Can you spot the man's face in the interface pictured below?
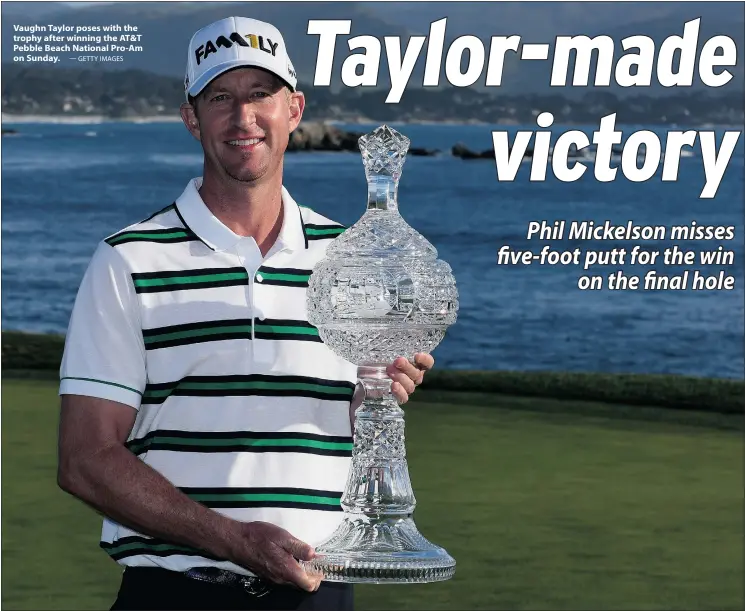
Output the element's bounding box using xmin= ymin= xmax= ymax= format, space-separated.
xmin=183 ymin=67 xmax=304 ymax=184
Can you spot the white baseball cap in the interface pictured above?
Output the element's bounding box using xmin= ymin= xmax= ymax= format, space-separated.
xmin=184 ymin=16 xmax=297 ymax=101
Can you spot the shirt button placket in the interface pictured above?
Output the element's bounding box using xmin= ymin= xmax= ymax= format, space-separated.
xmin=252 ymin=272 xmax=264 ymax=338
xmin=244 ymin=267 xmax=255 ymax=348
xmin=237 ymin=244 xmax=259 ymax=347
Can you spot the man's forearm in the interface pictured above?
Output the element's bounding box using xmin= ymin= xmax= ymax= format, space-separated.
xmin=59 ymin=443 xmax=237 ymax=561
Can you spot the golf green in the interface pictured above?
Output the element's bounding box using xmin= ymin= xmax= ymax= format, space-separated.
xmin=2 ymin=378 xmax=742 ymax=610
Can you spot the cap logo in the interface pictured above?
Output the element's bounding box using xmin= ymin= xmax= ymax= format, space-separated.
xmin=195 ymin=32 xmax=279 ymax=65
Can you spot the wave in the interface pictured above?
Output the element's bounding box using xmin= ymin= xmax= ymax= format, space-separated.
xmin=1 ymin=219 xmax=43 ymax=233
xmin=147 ymin=153 xmax=203 ymax=167
xmin=1 ymin=131 xmax=43 ymax=138
xmin=1 ymin=152 xmax=125 ymax=171
xmin=284 ymin=151 xmax=365 ymax=165
xmin=2 ymin=114 xmax=107 ymax=125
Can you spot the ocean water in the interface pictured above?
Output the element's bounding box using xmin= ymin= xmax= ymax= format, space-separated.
xmin=1 ymin=120 xmax=743 ymax=379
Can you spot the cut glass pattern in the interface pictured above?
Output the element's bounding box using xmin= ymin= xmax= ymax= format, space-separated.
xmin=304 ymin=125 xmax=458 ymax=583
xmin=358 ymin=125 xmax=410 ymax=179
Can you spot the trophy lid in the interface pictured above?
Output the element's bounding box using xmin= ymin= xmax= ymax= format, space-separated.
xmin=358 ymin=125 xmax=410 ymax=182
xmin=324 ymin=125 xmax=437 ymax=260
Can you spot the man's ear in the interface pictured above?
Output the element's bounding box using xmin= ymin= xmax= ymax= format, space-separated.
xmin=288 ymin=90 xmax=305 ymax=133
xmin=180 ymin=102 xmax=201 ymax=141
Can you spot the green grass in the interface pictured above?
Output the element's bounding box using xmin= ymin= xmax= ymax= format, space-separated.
xmin=2 ymin=378 xmax=742 ymax=610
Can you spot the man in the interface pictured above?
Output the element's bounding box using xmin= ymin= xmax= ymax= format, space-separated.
xmin=57 ymin=16 xmax=433 ymax=611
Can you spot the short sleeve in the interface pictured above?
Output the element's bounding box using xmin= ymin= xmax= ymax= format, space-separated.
xmin=59 ymin=241 xmax=146 ymax=409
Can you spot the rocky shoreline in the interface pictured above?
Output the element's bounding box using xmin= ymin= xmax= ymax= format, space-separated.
xmin=1 ymin=119 xmax=444 ymax=156
xmin=288 ymin=123 xmax=439 ymax=155
xmin=0 ymin=122 xmax=678 ymax=161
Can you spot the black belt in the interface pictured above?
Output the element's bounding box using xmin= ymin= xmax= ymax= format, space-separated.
xmin=183 ymin=566 xmax=272 ymax=598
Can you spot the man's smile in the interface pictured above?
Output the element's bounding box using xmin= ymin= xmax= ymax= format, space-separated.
xmin=226 ymin=137 xmax=265 ymax=151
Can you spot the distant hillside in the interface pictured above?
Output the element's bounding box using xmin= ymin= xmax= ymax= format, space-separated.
xmin=363 ymin=1 xmax=745 ymax=96
xmin=2 ymin=1 xmax=742 ymax=95
xmin=1 ymin=64 xmax=742 ymax=125
xmin=1 ymin=1 xmax=407 ymax=92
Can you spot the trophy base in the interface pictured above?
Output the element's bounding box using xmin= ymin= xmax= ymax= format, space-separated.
xmin=301 ymin=516 xmax=455 ymax=584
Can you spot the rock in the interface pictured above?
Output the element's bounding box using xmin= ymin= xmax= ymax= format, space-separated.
xmin=409 ymin=147 xmax=439 ymax=157
xmin=452 ymin=142 xmax=540 ymax=160
xmin=451 ymin=142 xmax=493 ymax=159
xmin=288 ymin=122 xmax=439 ymax=155
xmin=288 ymin=122 xmax=363 ymax=152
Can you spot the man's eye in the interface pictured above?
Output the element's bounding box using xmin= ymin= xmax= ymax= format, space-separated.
xmin=211 ymin=94 xmax=228 ymax=102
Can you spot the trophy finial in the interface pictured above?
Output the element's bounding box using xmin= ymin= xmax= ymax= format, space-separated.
xmin=358 ymin=124 xmax=411 ymax=180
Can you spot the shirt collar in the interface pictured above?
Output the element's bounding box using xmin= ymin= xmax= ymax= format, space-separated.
xmin=174 ymin=177 xmax=307 ymax=254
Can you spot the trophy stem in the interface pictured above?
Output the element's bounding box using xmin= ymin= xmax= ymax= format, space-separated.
xmin=341 ymin=366 xmax=415 ymax=516
xmin=299 ymin=363 xmax=455 ymax=583
xmin=366 ymin=176 xmax=399 ymax=211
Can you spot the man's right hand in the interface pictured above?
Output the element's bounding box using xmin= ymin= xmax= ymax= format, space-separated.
xmin=58 ymin=395 xmax=324 ymax=593
xmin=226 ymin=521 xmax=324 ymax=592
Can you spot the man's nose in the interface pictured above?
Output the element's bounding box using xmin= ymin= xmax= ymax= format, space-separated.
xmin=234 ymin=102 xmax=256 ymax=127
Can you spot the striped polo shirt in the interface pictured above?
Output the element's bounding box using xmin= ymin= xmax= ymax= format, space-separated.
xmin=59 ymin=177 xmax=358 ymax=576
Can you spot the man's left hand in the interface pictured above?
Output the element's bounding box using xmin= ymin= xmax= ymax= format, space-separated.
xmin=387 ymin=353 xmax=434 ymax=405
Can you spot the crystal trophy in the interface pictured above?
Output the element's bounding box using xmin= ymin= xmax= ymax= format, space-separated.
xmin=303 ymin=125 xmax=459 ymax=583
